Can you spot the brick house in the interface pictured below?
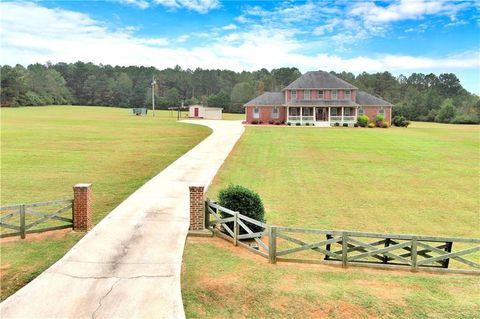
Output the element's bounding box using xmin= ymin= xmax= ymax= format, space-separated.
xmin=244 ymin=71 xmax=392 ymax=126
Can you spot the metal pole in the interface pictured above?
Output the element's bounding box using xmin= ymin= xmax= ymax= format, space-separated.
xmin=152 ymin=76 xmax=156 ymax=117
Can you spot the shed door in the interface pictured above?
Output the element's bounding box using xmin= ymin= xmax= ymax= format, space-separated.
xmin=194 ymin=108 xmax=199 ymax=117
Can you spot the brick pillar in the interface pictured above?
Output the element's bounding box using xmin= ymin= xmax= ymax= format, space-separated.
xmin=189 ymin=186 xmax=205 ymax=231
xmin=73 ymin=183 xmax=92 ymax=232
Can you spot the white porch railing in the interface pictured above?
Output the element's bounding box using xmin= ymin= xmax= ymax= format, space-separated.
xmin=330 ymin=116 xmax=356 ymax=123
xmin=288 ymin=116 xmax=315 ymax=122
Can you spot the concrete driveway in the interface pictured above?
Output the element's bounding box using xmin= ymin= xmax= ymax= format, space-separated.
xmin=0 ymin=120 xmax=245 ymax=318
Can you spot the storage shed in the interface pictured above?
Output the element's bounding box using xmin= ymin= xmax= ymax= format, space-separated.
xmin=188 ymin=105 xmax=223 ymax=120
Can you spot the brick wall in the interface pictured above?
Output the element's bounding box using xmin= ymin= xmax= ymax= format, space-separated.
xmin=73 ymin=183 xmax=92 ymax=231
xmin=189 ymin=186 xmax=205 ymax=231
xmin=245 ymin=106 xmax=287 ymax=124
xmin=363 ymin=106 xmax=392 ymax=124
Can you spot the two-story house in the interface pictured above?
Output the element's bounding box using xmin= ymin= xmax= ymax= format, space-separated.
xmin=244 ymin=71 xmax=392 ymax=126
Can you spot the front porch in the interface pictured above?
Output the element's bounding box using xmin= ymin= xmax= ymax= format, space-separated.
xmin=287 ymin=106 xmax=357 ymax=126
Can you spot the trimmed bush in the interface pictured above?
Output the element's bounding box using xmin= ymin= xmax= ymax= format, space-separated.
xmin=218 ymin=185 xmax=266 ymax=234
xmin=382 ymin=121 xmax=388 ymax=128
xmin=392 ymin=115 xmax=410 ymax=127
xmin=259 ymin=120 xmax=263 ymax=124
xmin=368 ymin=122 xmax=375 ymax=128
xmin=354 ymin=123 xmax=359 ymax=127
xmin=342 ymin=123 xmax=348 ymax=127
xmin=375 ymin=115 xmax=385 ymax=127
xmin=334 ymin=122 xmax=340 ymax=127
xmin=251 ymin=120 xmax=258 ymax=125
xmin=287 ymin=122 xmax=291 ymax=126
xmin=296 ymin=122 xmax=301 ymax=126
xmin=268 ymin=120 xmax=274 ymax=125
xmin=305 ymin=122 xmax=310 ymax=126
xmin=357 ymin=115 xmax=369 ymax=127
xmin=274 ymin=121 xmax=281 ymax=125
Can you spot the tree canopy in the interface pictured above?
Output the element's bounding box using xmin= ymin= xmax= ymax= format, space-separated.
xmin=1 ymin=62 xmax=478 ymax=124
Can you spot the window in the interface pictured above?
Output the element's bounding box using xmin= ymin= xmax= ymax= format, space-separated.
xmin=272 ymin=107 xmax=279 ymax=119
xmin=304 ymin=90 xmax=310 ymax=100
xmin=345 ymin=90 xmax=351 ymax=99
xmin=331 ymin=108 xmax=338 ymax=116
xmin=344 ymin=108 xmax=351 ymax=116
xmin=358 ymin=107 xmax=364 ymax=116
xmin=332 ymin=90 xmax=337 ymax=100
xmin=318 ymin=90 xmax=324 ymax=99
xmin=291 ymin=90 xmax=297 ymax=101
xmin=379 ymin=107 xmax=385 ymax=116
xmin=253 ymin=107 xmax=260 ymax=119
xmin=290 ymin=107 xmax=300 ymax=116
xmin=303 ymin=107 xmax=313 ymax=116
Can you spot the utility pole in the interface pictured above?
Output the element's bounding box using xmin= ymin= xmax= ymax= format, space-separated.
xmin=151 ymin=76 xmax=156 ymax=117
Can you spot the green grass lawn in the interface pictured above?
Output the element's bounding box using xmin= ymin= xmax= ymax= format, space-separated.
xmin=207 ymin=122 xmax=479 ymax=237
xmin=0 ymin=105 xmax=211 ymax=300
xmin=182 ymin=122 xmax=480 ymax=318
xmin=183 ymin=238 xmax=480 ymax=319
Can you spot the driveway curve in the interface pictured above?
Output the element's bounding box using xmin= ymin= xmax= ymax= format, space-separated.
xmin=0 ymin=120 xmax=245 ymax=318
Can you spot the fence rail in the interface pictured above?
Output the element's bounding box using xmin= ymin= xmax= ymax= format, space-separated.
xmin=0 ymin=199 xmax=73 ymax=239
xmin=205 ymin=200 xmax=480 ymax=274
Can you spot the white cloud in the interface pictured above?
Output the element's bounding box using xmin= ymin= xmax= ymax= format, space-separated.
xmin=221 ymin=24 xmax=237 ymax=30
xmin=349 ymin=0 xmax=469 ymax=24
xmin=176 ymin=34 xmax=190 ymax=42
xmin=154 ymin=0 xmax=220 ymax=13
xmin=0 ymin=1 xmax=478 ymax=86
xmin=117 ymin=0 xmax=150 ymax=9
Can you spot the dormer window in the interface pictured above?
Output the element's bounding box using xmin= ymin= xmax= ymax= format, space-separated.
xmin=291 ymin=90 xmax=297 ymax=101
xmin=304 ymin=90 xmax=310 ymax=100
xmin=318 ymin=90 xmax=324 ymax=99
xmin=332 ymin=90 xmax=337 ymax=100
xmin=345 ymin=90 xmax=351 ymax=100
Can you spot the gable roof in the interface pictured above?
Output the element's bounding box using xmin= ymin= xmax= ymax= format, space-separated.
xmin=283 ymin=71 xmax=357 ymax=90
xmin=356 ymin=91 xmax=392 ymax=106
xmin=243 ymin=92 xmax=285 ymax=107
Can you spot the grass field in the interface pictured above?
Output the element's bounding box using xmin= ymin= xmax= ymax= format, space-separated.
xmin=183 ymin=237 xmax=480 ymax=319
xmin=0 ymin=106 xmax=212 ymax=300
xmin=182 ymin=122 xmax=480 ymax=318
xmin=207 ymin=122 xmax=479 ymax=237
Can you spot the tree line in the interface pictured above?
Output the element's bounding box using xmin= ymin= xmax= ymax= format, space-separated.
xmin=1 ymin=62 xmax=478 ymax=124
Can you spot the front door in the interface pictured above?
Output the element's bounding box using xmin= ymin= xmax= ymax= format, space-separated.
xmin=315 ymin=107 xmax=328 ymax=121
xmin=194 ymin=108 xmax=199 ymax=117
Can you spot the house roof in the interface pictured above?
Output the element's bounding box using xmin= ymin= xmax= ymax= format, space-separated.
xmin=283 ymin=71 xmax=358 ymax=90
xmin=356 ymin=91 xmax=392 ymax=106
xmin=243 ymin=92 xmax=285 ymax=107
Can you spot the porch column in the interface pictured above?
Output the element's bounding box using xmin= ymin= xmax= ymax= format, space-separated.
xmin=314 ymin=107 xmax=316 ymax=122
xmin=328 ymin=107 xmax=331 ymax=123
xmin=300 ymin=107 xmax=303 ymax=124
xmin=286 ymin=107 xmax=289 ymax=123
xmin=341 ymin=107 xmax=344 ymax=124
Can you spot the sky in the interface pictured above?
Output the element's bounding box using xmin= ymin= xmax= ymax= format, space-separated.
xmin=0 ymin=0 xmax=479 ymax=93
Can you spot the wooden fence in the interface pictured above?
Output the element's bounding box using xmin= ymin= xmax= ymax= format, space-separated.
xmin=206 ymin=200 xmax=480 ymax=274
xmin=0 ymin=199 xmax=73 ymax=239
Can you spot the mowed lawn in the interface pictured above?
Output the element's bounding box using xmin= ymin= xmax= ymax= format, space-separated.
xmin=208 ymin=122 xmax=479 ymax=237
xmin=182 ymin=122 xmax=480 ymax=318
xmin=0 ymin=106 xmax=211 ymax=300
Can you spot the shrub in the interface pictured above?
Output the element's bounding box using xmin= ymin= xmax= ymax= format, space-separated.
xmin=342 ymin=123 xmax=348 ymax=127
xmin=357 ymin=115 xmax=369 ymax=127
xmin=258 ymin=120 xmax=263 ymax=124
xmin=305 ymin=122 xmax=310 ymax=126
xmin=375 ymin=115 xmax=385 ymax=127
xmin=296 ymin=122 xmax=301 ymax=126
xmin=354 ymin=123 xmax=359 ymax=127
xmin=268 ymin=120 xmax=274 ymax=125
xmin=251 ymin=120 xmax=258 ymax=124
xmin=334 ymin=122 xmax=340 ymax=127
xmin=287 ymin=122 xmax=291 ymax=126
xmin=382 ymin=121 xmax=388 ymax=128
xmin=368 ymin=122 xmax=375 ymax=128
xmin=451 ymin=114 xmax=480 ymax=124
xmin=274 ymin=121 xmax=281 ymax=125
xmin=392 ymin=115 xmax=410 ymax=127
xmin=218 ymin=185 xmax=266 ymax=235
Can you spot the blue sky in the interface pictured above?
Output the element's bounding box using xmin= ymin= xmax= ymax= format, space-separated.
xmin=1 ymin=0 xmax=479 ymax=93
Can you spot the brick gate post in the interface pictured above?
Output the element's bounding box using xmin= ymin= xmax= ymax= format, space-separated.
xmin=73 ymin=183 xmax=92 ymax=232
xmin=189 ymin=186 xmax=205 ymax=231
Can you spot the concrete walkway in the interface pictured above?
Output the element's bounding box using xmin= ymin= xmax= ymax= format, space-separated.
xmin=0 ymin=120 xmax=245 ymax=319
